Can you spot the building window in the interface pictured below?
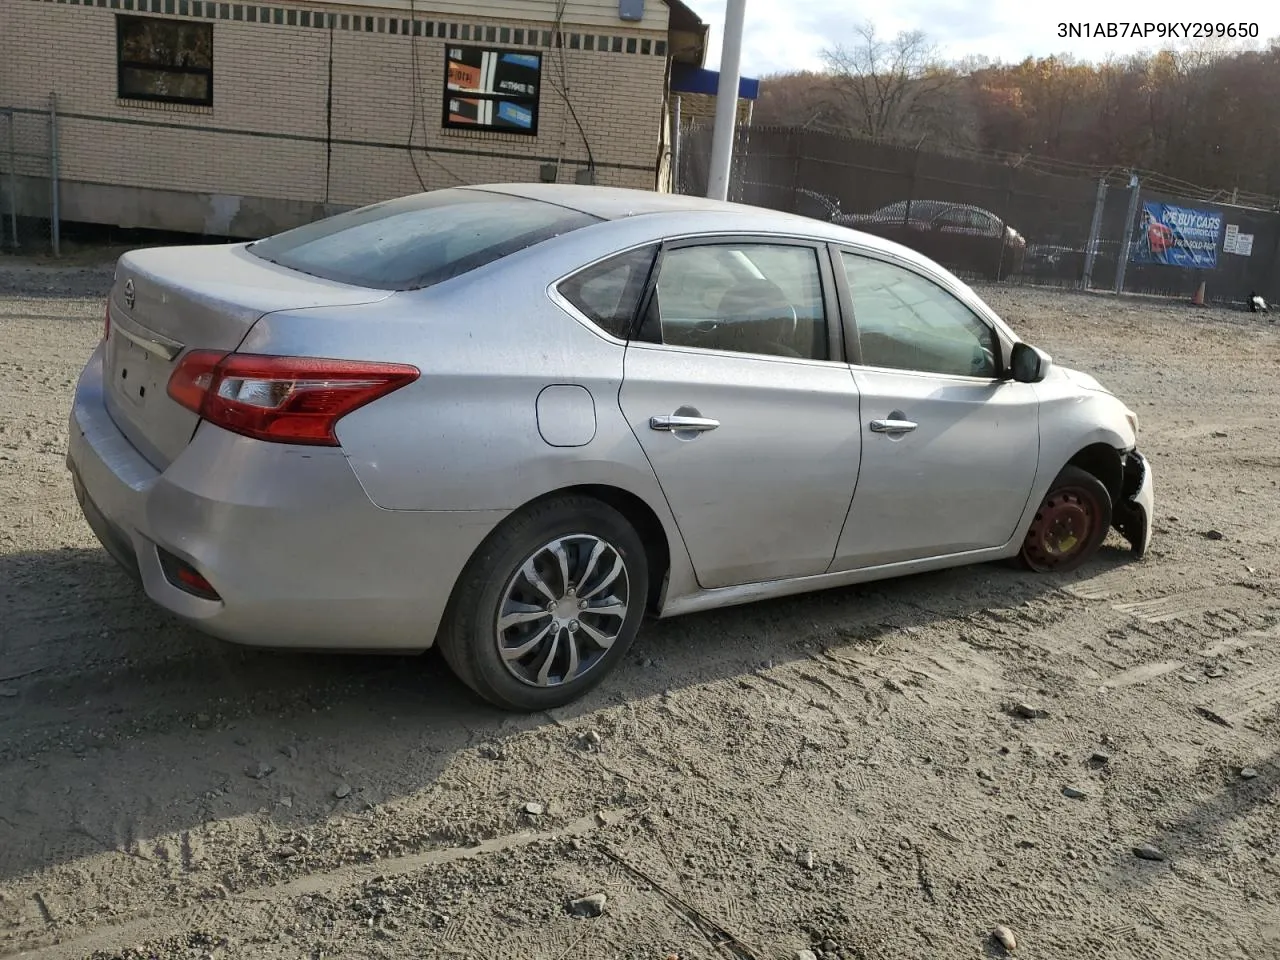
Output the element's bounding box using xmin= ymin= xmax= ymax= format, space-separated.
xmin=443 ymin=46 xmax=541 ymax=135
xmin=117 ymin=15 xmax=213 ymax=105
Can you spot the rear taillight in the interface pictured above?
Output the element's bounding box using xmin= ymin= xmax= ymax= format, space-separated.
xmin=104 ymin=302 xmax=111 ymax=342
xmin=166 ymin=352 xmax=419 ymax=446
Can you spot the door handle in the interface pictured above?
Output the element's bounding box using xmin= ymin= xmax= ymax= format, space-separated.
xmin=870 ymin=418 xmax=918 ymax=435
xmin=650 ymin=415 xmax=720 ymax=433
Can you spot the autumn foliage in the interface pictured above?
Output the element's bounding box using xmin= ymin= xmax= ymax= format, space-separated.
xmin=751 ymin=28 xmax=1280 ymax=201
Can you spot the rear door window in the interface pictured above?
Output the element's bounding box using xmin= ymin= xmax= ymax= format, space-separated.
xmin=248 ymin=188 xmax=601 ymax=290
xmin=934 ymin=207 xmax=975 ymax=232
xmin=645 ymin=242 xmax=830 ymax=360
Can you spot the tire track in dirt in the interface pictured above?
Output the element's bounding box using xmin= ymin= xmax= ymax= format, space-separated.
xmin=5 ymin=272 xmax=1280 ymax=959
xmin=1112 ymin=585 xmax=1272 ymax=625
xmin=6 ymin=811 xmax=638 ymax=960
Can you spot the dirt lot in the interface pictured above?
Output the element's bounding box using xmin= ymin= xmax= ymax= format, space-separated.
xmin=1 ymin=256 xmax=1279 ymax=960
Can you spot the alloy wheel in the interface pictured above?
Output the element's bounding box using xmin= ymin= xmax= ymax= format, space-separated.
xmin=495 ymin=534 xmax=630 ymax=688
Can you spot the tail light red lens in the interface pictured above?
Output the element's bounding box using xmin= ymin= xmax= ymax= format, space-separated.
xmin=166 ymin=352 xmax=419 ymax=446
xmin=157 ymin=547 xmax=222 ymax=601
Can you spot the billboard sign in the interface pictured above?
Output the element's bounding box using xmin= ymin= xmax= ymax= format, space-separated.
xmin=1129 ymin=202 xmax=1223 ymax=269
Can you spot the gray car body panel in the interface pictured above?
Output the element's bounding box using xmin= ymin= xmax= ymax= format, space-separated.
xmin=67 ymin=184 xmax=1153 ymax=651
xmin=69 ymin=346 xmax=506 ymax=648
xmin=106 ymin=244 xmax=390 ymax=469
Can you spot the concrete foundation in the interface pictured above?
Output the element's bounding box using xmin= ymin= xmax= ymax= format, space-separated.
xmin=6 ymin=174 xmax=351 ymax=240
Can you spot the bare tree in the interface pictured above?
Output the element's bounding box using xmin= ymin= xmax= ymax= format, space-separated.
xmin=821 ymin=22 xmax=953 ymax=143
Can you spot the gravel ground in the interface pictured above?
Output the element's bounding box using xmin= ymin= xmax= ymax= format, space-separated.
xmin=1 ymin=254 xmax=1279 ymax=960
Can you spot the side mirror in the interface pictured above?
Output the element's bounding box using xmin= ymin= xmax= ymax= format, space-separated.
xmin=1010 ymin=342 xmax=1051 ymax=383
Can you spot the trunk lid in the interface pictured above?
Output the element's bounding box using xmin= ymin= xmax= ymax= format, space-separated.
xmin=105 ymin=243 xmax=390 ymax=469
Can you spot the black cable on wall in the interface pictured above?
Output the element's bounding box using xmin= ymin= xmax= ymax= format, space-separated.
xmin=551 ymin=0 xmax=597 ymax=176
xmin=324 ymin=17 xmax=334 ymax=203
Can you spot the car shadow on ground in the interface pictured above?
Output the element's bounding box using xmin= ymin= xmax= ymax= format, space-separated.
xmin=0 ymin=542 xmax=1140 ymax=884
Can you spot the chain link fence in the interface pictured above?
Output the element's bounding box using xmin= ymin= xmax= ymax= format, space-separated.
xmin=676 ymin=122 xmax=1280 ymax=308
xmin=1 ymin=98 xmax=62 ymax=257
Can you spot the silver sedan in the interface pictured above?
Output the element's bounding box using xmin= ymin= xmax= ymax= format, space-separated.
xmin=67 ymin=184 xmax=1154 ymax=711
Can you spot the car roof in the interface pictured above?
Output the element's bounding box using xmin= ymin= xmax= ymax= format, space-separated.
xmin=394 ymin=184 xmax=1015 ymax=341
xmin=453 ymin=183 xmax=986 ymax=297
xmin=459 ymin=182 xmax=824 ymax=226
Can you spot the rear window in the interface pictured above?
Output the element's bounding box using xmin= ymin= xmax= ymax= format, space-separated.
xmin=247 ymin=188 xmax=601 ymax=290
xmin=556 ymin=245 xmax=657 ymax=339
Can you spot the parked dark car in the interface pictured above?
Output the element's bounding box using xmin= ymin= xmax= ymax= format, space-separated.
xmin=1025 ymin=243 xmax=1084 ymax=282
xmin=1025 ymin=240 xmax=1125 ymax=285
xmin=738 ymin=181 xmax=843 ymax=222
xmin=834 ymin=200 xmax=1026 ymax=281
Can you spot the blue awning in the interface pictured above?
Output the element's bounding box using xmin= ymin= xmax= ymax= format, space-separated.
xmin=670 ymin=62 xmax=760 ymax=100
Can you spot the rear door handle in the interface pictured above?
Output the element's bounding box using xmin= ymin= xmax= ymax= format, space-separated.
xmin=650 ymin=415 xmax=720 ymax=433
xmin=870 ymin=418 xmax=918 ymax=435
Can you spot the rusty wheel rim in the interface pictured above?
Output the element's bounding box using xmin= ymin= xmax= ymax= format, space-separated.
xmin=1022 ymin=486 xmax=1101 ymax=572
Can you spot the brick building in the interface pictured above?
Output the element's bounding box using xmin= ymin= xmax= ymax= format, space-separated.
xmin=0 ymin=0 xmax=709 ymax=237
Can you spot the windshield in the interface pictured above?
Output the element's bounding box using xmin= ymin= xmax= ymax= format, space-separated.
xmin=247 ymin=189 xmax=601 ymax=290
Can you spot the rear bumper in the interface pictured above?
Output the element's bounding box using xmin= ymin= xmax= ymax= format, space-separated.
xmin=1113 ymin=450 xmax=1154 ymax=558
xmin=71 ymin=469 xmax=142 ymax=584
xmin=67 ymin=346 xmax=507 ymax=650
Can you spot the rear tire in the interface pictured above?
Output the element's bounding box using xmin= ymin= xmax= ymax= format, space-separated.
xmin=1018 ymin=466 xmax=1112 ymax=573
xmin=436 ymin=495 xmax=648 ymax=711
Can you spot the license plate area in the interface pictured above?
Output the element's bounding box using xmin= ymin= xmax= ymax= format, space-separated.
xmin=109 ymin=334 xmax=169 ymax=410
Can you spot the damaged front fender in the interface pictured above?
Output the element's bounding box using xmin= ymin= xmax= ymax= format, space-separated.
xmin=1112 ymin=451 xmax=1153 ymax=558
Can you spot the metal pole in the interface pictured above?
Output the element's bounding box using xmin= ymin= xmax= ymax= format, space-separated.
xmin=671 ymin=95 xmax=682 ymax=194
xmin=788 ymin=129 xmax=801 ymax=212
xmin=49 ymin=92 xmax=60 ymax=258
xmin=996 ymin=165 xmax=1014 ymax=280
xmin=904 ymin=147 xmax=922 ymax=224
xmin=706 ymin=0 xmax=746 ymax=201
xmin=1081 ymin=177 xmax=1107 ymax=289
xmin=1114 ymin=174 xmax=1140 ymax=295
xmin=5 ymin=108 xmax=18 ymax=250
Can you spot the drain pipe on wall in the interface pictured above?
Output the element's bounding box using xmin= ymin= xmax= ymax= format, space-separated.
xmin=6 ymin=108 xmax=17 ymax=250
xmin=669 ymin=95 xmax=683 ymax=194
xmin=49 ymin=92 xmax=60 ymax=258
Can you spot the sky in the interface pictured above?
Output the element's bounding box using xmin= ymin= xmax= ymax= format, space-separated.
xmin=689 ymin=0 xmax=1280 ymax=77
